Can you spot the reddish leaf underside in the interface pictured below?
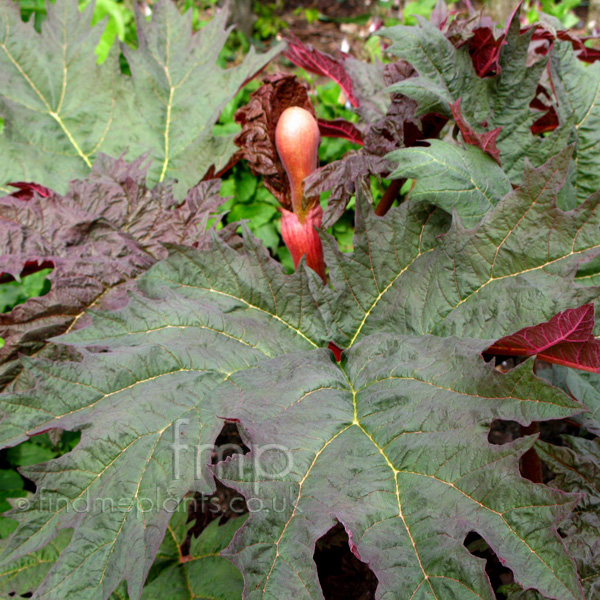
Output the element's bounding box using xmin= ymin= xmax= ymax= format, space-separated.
xmin=525 ymin=24 xmax=600 ymax=63
xmin=454 ymin=5 xmax=548 ymax=80
xmin=317 ymin=118 xmax=364 ymax=145
xmin=487 ymin=304 xmax=600 ymax=373
xmin=283 ymin=33 xmax=360 ymax=107
xmin=450 ymin=98 xmax=502 ymax=164
xmin=575 ymin=45 xmax=600 ymax=63
xmin=454 ymin=3 xmax=520 ymax=78
xmin=7 ymin=182 xmax=52 ymax=201
xmin=530 ymin=83 xmax=560 ymax=134
xmin=466 ymin=26 xmax=505 ymax=77
xmin=327 ymin=341 xmax=343 ymax=362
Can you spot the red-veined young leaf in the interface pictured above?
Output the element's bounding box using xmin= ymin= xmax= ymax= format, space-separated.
xmin=283 ymin=33 xmax=359 ymax=107
xmin=430 ymin=0 xmax=450 ymax=30
xmin=531 ymin=108 xmax=559 ymax=134
xmin=327 ymin=341 xmax=343 ymax=362
xmin=487 ymin=304 xmax=600 ymax=373
xmin=450 ymin=98 xmax=502 ymax=164
xmin=317 ymin=118 xmax=364 ymax=145
xmin=528 ymin=24 xmax=591 ymax=57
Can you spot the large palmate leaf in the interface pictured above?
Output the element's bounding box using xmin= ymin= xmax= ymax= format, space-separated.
xmin=215 ymin=335 xmax=583 ymax=600
xmin=0 ymin=224 xmax=326 ymax=599
xmin=0 ymin=148 xmax=597 ymax=599
xmin=0 ymin=0 xmax=125 ymax=192
xmin=121 ymin=2 xmax=281 ymax=196
xmin=0 ymin=155 xmax=227 ymax=392
xmin=0 ymin=0 xmax=281 ymax=196
xmin=319 ymin=148 xmax=600 ymax=348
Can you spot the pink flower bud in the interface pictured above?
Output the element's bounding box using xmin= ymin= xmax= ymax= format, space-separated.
xmin=275 ymin=106 xmax=320 ymax=222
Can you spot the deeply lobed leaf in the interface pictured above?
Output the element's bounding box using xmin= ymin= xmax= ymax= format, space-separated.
xmin=0 ymin=0 xmax=281 ymax=196
xmin=319 ymin=148 xmax=600 ymax=348
xmin=0 ymin=148 xmax=597 ymax=598
xmin=383 ymin=14 xmax=572 ymax=195
xmin=1 ymin=4 xmax=600 ymax=592
xmin=216 ymin=334 xmax=583 ymax=599
xmin=0 ymin=219 xmax=326 ymax=599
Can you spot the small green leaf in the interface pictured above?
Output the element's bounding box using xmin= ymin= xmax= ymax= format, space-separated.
xmin=141 ymin=515 xmax=246 ymax=600
xmin=387 ymin=140 xmax=512 ymax=226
